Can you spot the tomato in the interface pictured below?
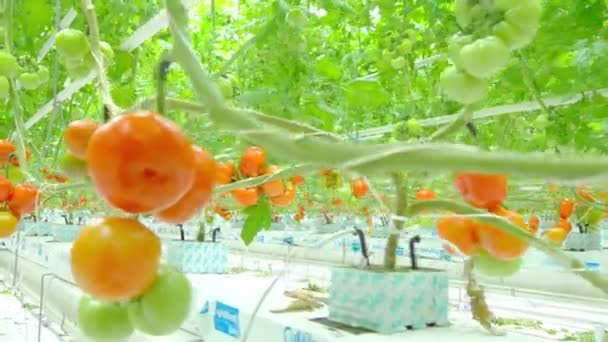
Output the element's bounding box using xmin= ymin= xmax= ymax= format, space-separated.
xmin=439 ymin=66 xmax=487 ymax=104
xmin=215 ymin=161 xmax=234 ymax=185
xmin=55 ymin=29 xmax=90 ymax=60
xmin=504 ymin=0 xmax=541 ymax=30
xmin=454 ymin=173 xmax=507 ymax=209
xmin=100 ymin=41 xmax=114 ymax=64
xmin=261 ymin=165 xmax=285 ymax=198
xmin=324 ymin=171 xmax=342 ymax=189
xmin=0 ymin=51 xmax=19 ymax=77
xmin=543 ymin=227 xmax=568 ymax=245
xmin=454 ymin=0 xmax=473 ymax=29
xmin=0 ymin=76 xmax=8 ymax=99
xmin=156 ymin=146 xmax=216 ymax=224
xmin=576 ymin=185 xmax=595 ymax=203
xmin=291 ymin=174 xmax=304 ymax=186
xmin=416 ymin=189 xmax=435 ymax=200
xmin=60 ymin=153 xmax=88 ymax=180
xmin=559 ymin=198 xmax=574 ymax=219
xmin=436 ymin=215 xmax=480 ymax=256
xmin=18 ymin=73 xmax=40 ymax=90
xmin=270 ymin=186 xmax=296 ymax=207
xmin=10 ymin=148 xmax=32 ymax=167
xmin=332 ymin=198 xmax=343 ymax=206
xmin=406 ymin=118 xmax=422 ymax=136
xmin=493 ymin=20 xmax=537 ymax=50
xmin=474 ymin=249 xmax=522 ymax=278
xmin=8 ymin=184 xmax=39 ymax=216
xmin=527 ymin=215 xmax=539 ymax=234
xmin=213 ymin=205 xmax=233 ymax=220
xmin=556 ymin=217 xmax=571 ymax=233
xmin=459 ymin=36 xmax=510 ymax=78
xmin=87 ymin=112 xmax=196 ymax=214
xmin=240 ymin=146 xmax=266 ymax=177
xmin=78 ymin=295 xmax=134 ymax=340
xmin=0 ymin=211 xmax=19 ymax=238
xmin=64 ymin=119 xmax=100 ymax=160
xmin=0 ymin=140 xmax=15 ymax=167
xmin=0 ymin=175 xmax=12 ymax=202
xmin=477 ymin=209 xmax=529 ymax=260
xmin=70 ymin=217 xmax=161 ymax=301
xmin=352 ymin=178 xmax=368 ymax=198
xmin=127 ymin=265 xmax=192 ymax=336
xmin=37 ymin=66 xmax=50 ymax=84
xmin=232 ymin=187 xmax=260 ymax=206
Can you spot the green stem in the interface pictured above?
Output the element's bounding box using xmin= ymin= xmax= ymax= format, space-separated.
xmin=428 ymin=106 xmax=473 ymax=141
xmin=383 ymin=172 xmax=408 ymax=271
xmin=408 ymin=199 xmax=608 ymax=296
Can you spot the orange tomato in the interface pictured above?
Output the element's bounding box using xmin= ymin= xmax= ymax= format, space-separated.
xmin=63 ymin=119 xmax=100 ymax=160
xmin=0 ymin=175 xmax=13 ymax=202
xmin=416 ymin=189 xmax=435 ymax=200
xmin=0 ymin=211 xmax=19 ymax=238
xmin=232 ymin=187 xmax=260 ymax=206
xmin=156 ymin=146 xmax=216 ymax=224
xmin=321 ymin=168 xmax=332 ymax=176
xmin=70 ymin=217 xmax=161 ymax=301
xmin=436 ymin=215 xmax=480 ymax=256
xmin=559 ymin=198 xmax=574 ymax=219
xmin=352 ymin=178 xmax=368 ymax=198
xmin=86 ymin=112 xmax=196 ymax=214
xmin=454 ymin=173 xmax=507 ymax=209
xmin=543 ymin=227 xmax=568 ymax=245
xmin=8 ymin=184 xmax=39 ymax=216
xmin=477 ymin=209 xmax=529 ymax=260
xmin=291 ymin=174 xmax=304 ymax=186
xmin=0 ymin=140 xmax=16 ymax=167
xmin=10 ymin=148 xmax=32 ymax=167
xmin=527 ymin=215 xmax=540 ymax=234
xmin=576 ymin=185 xmax=594 ymax=203
xmin=240 ymin=146 xmax=266 ymax=177
xmin=261 ymin=165 xmax=284 ymax=198
xmin=213 ymin=205 xmax=233 ymax=220
xmin=556 ymin=217 xmax=571 ymax=233
xmin=215 ymin=161 xmax=234 ymax=185
xmin=332 ymin=198 xmax=343 ymax=206
xmin=270 ymin=186 xmax=296 ymax=207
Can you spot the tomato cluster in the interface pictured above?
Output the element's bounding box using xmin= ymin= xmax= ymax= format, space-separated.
xmin=0 ymin=49 xmax=49 ymax=96
xmin=0 ymin=173 xmax=39 ymax=238
xmin=441 ymin=0 xmax=542 ymax=104
xmin=54 ymin=28 xmax=114 ymax=79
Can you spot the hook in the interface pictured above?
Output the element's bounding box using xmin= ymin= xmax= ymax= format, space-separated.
xmin=353 ymin=227 xmax=370 ymax=267
xmin=211 ymin=227 xmax=221 ymax=242
xmin=409 ymin=235 xmax=421 ymax=270
xmin=178 ymin=224 xmax=185 ymax=241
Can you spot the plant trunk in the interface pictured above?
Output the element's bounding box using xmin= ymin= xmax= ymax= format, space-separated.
xmin=196 ymin=220 xmax=206 ymax=242
xmin=383 ymin=172 xmax=408 ymax=271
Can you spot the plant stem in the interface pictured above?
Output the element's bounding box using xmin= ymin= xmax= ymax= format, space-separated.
xmin=464 ymin=259 xmax=500 ymax=335
xmin=428 ymin=106 xmax=473 ymax=141
xmin=383 ymin=172 xmax=408 ymax=270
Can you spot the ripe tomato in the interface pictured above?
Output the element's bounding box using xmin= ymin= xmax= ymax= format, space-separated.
xmin=10 ymin=148 xmax=32 ymax=167
xmin=239 ymin=146 xmax=266 ymax=177
xmin=332 ymin=198 xmax=343 ymax=206
xmin=527 ymin=215 xmax=540 ymax=234
xmin=70 ymin=217 xmax=161 ymax=301
xmin=291 ymin=174 xmax=304 ymax=186
xmin=477 ymin=209 xmax=529 ymax=260
xmin=215 ymin=161 xmax=234 ymax=185
xmin=232 ymin=187 xmax=260 ymax=207
xmin=0 ymin=175 xmax=13 ymax=202
xmin=454 ymin=173 xmax=507 ymax=209
xmin=556 ymin=217 xmax=571 ymax=233
xmin=459 ymin=36 xmax=510 ymax=79
xmin=416 ymin=189 xmax=435 ymax=200
xmin=261 ymin=166 xmax=285 ymax=198
xmin=270 ymin=186 xmax=296 ymax=207
xmin=352 ymin=178 xmax=368 ymax=198
xmin=559 ymin=198 xmax=574 ymax=219
xmin=0 ymin=140 xmax=16 ymax=166
xmin=8 ymin=184 xmax=39 ymax=216
xmin=439 ymin=66 xmax=488 ymax=104
xmin=0 ymin=211 xmax=19 ymax=238
xmin=86 ymin=112 xmax=196 ymax=214
xmin=436 ymin=215 xmax=480 ymax=256
xmin=213 ymin=205 xmax=233 ymax=220
xmin=64 ymin=119 xmax=100 ymax=160
xmin=542 ymin=227 xmax=568 ymax=245
xmin=156 ymin=146 xmax=216 ymax=224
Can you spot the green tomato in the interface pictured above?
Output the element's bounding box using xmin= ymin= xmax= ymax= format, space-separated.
xmin=474 ymin=249 xmax=522 ymax=277
xmin=534 ymin=114 xmax=549 ymax=130
xmin=99 ymin=41 xmax=114 ymax=64
xmin=459 ymin=36 xmax=510 ymax=79
xmin=37 ymin=66 xmax=50 ymax=84
xmin=286 ymin=7 xmax=308 ymax=28
xmin=55 ymin=29 xmax=90 ymax=60
xmin=60 ymin=153 xmax=88 ymax=180
xmin=217 ymin=78 xmax=233 ymax=99
xmin=406 ymin=118 xmax=422 ymax=136
xmin=66 ymin=55 xmax=94 ymax=80
xmin=0 ymin=76 xmax=9 ymax=98
xmin=505 ymin=0 xmax=541 ymax=30
xmin=0 ymin=50 xmax=19 ymax=77
xmin=447 ymin=34 xmax=473 ymax=69
xmin=390 ymin=56 xmax=406 ymax=70
xmin=493 ymin=21 xmax=537 ymax=50
xmin=78 ymin=295 xmax=134 ymax=340
xmin=18 ymin=73 xmax=41 ymax=90
xmin=494 ymin=0 xmax=520 ymax=11
xmin=439 ymin=66 xmax=488 ymax=104
xmin=127 ymin=264 xmax=192 ymax=336
xmin=454 ymin=0 xmax=473 ymax=29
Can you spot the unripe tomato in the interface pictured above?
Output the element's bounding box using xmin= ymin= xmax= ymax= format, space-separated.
xmin=439 ymin=66 xmax=487 ymax=104
xmin=459 ymin=36 xmax=510 ymax=78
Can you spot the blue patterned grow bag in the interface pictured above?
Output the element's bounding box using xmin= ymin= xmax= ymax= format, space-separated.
xmin=166 ymin=241 xmax=228 ymax=274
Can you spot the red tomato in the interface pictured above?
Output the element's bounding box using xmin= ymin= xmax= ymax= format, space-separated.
xmin=215 ymin=161 xmax=234 ymax=185
xmin=64 ymin=119 xmax=100 ymax=160
xmin=436 ymin=215 xmax=480 ymax=256
xmin=352 ymin=178 xmax=368 ymax=198
xmin=454 ymin=173 xmax=507 ymax=209
xmin=239 ymin=146 xmax=266 ymax=177
xmin=0 ymin=175 xmax=13 ymax=202
xmin=559 ymin=198 xmax=574 ymax=219
xmin=261 ymin=165 xmax=285 ymax=198
xmin=232 ymin=187 xmax=260 ymax=207
xmin=291 ymin=175 xmax=304 ymax=186
xmin=270 ymin=186 xmax=296 ymax=207
xmin=416 ymin=189 xmax=435 ymax=200
xmin=8 ymin=184 xmax=39 ymax=216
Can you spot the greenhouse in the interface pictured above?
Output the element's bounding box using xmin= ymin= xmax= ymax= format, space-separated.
xmin=0 ymin=0 xmax=607 ymax=341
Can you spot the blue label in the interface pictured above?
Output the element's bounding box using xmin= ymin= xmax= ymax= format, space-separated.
xmin=351 ymin=241 xmax=361 ymax=252
xmin=199 ymin=301 xmax=210 ymax=315
xmin=284 ymin=236 xmax=294 ymax=245
xmin=214 ymin=301 xmax=240 ymax=337
xmin=395 ymin=247 xmax=404 ymax=256
xmin=283 ymin=326 xmax=316 ymax=342
xmin=256 ymin=235 xmax=264 ymax=243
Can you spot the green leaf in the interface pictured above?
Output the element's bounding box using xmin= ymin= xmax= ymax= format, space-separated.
xmin=240 ymin=197 xmax=272 ymax=246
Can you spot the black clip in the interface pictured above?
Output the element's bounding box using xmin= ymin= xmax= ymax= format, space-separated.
xmin=178 ymin=224 xmax=185 ymax=241
xmin=353 ymin=227 xmax=370 ymax=266
xmin=211 ymin=227 xmax=221 ymax=242
xmin=409 ymin=235 xmax=421 ymax=270
xmin=61 ymin=214 xmax=69 ymax=225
